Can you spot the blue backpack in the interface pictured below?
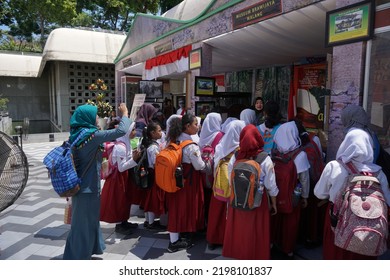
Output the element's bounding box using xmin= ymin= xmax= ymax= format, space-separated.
xmin=43 ymin=130 xmax=95 ymax=197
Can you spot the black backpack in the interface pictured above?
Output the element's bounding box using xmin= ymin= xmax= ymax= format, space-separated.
xmin=133 ymin=142 xmax=158 ymax=190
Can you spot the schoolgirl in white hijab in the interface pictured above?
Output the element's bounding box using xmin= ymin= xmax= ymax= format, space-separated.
xmin=273 ymin=121 xmax=311 ymax=200
xmin=221 ymin=117 xmax=238 ymax=133
xmin=315 ymin=128 xmax=390 ymax=204
xmin=213 ymin=120 xmax=245 ymax=174
xmin=198 ymin=112 xmax=222 ymax=148
xmin=111 ymin=121 xmax=139 ymax=172
xmin=239 ymin=108 xmax=256 ymax=126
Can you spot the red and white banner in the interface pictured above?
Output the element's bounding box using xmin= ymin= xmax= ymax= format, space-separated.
xmin=144 ymin=45 xmax=192 ymax=80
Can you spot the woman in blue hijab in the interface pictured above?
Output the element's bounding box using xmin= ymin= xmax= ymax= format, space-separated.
xmin=63 ymin=103 xmax=131 ymax=260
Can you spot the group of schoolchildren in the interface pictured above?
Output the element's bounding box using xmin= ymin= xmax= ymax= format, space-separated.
xmin=69 ymin=98 xmax=389 ymax=260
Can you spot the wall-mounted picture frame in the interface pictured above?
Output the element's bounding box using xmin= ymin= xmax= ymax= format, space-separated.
xmin=194 ymin=76 xmax=215 ymax=97
xmin=195 ymin=101 xmax=215 ymax=120
xmin=174 ymin=95 xmax=186 ymax=109
xmin=189 ymin=48 xmax=202 ymax=70
xmin=325 ymin=0 xmax=374 ymax=47
xmin=139 ymin=80 xmax=163 ymax=99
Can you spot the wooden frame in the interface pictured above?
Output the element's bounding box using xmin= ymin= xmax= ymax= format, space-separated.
xmin=325 ymin=0 xmax=374 ymax=47
xmin=174 ymin=95 xmax=186 ymax=108
xmin=194 ymin=76 xmax=215 ymax=97
xmin=195 ymin=101 xmax=215 ymax=119
xmin=189 ymin=48 xmax=202 ymax=70
xmin=139 ymin=80 xmax=163 ymax=99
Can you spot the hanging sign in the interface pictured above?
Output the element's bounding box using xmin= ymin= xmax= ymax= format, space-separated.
xmin=232 ymin=0 xmax=282 ymax=30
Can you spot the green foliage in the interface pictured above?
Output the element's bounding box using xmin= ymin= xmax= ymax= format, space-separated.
xmin=0 ymin=0 xmax=179 ymax=51
xmin=159 ymin=0 xmax=182 ymax=13
xmin=0 ymin=96 xmax=9 ymax=112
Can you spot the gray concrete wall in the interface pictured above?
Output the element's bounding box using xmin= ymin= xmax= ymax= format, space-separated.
xmin=0 ymin=70 xmax=50 ymax=121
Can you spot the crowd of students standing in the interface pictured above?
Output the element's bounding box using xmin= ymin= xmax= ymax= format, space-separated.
xmin=63 ymin=98 xmax=389 ymax=260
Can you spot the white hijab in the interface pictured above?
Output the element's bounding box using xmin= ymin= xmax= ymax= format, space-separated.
xmin=213 ymin=120 xmax=245 ymax=173
xmin=221 ymin=117 xmax=238 ymax=133
xmin=336 ymin=128 xmax=381 ymax=172
xmin=239 ymin=108 xmax=256 ymax=126
xmin=273 ymin=121 xmax=301 ymax=153
xmin=274 ymin=121 xmax=310 ymax=173
xmin=112 ymin=121 xmax=135 ymax=158
xmin=198 ymin=112 xmax=222 ymax=148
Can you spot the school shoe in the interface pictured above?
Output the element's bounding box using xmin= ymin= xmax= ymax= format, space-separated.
xmin=207 ymin=243 xmax=221 ymax=251
xmin=115 ymin=224 xmax=134 ymax=236
xmin=167 ymin=238 xmax=193 ymax=253
xmin=122 ymin=221 xmax=138 ymax=229
xmin=146 ymin=221 xmax=167 ymax=231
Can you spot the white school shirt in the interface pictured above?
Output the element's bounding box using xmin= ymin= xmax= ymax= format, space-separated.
xmin=228 ymin=154 xmax=279 ymax=197
xmin=178 ymin=133 xmax=206 ymax=171
xmin=147 ymin=142 xmax=160 ymax=169
xmin=314 ymin=160 xmax=390 ymax=205
xmin=112 ymin=143 xmax=137 ymax=172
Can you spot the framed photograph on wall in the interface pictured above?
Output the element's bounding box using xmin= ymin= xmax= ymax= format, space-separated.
xmin=174 ymin=95 xmax=186 ymax=108
xmin=325 ymin=0 xmax=374 ymax=47
xmin=194 ymin=76 xmax=215 ymax=97
xmin=195 ymin=101 xmax=215 ymax=120
xmin=139 ymin=80 xmax=163 ymax=99
xmin=189 ymin=48 xmax=202 ymax=70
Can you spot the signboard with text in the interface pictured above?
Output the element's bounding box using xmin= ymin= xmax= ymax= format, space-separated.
xmin=232 ymin=0 xmax=282 ymax=30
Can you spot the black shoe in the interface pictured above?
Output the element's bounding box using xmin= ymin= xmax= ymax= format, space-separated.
xmin=304 ymin=239 xmax=321 ymax=249
xmin=115 ymin=224 xmax=134 ymax=236
xmin=208 ymin=243 xmax=218 ymax=251
xmin=167 ymin=238 xmax=193 ymax=253
xmin=147 ymin=221 xmax=167 ymax=231
xmin=143 ymin=221 xmax=149 ymax=228
xmin=122 ymin=221 xmax=138 ymax=229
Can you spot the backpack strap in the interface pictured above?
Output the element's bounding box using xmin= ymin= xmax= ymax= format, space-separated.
xmin=272 ymin=147 xmax=301 ymax=163
xmin=69 ymin=129 xmax=88 ymax=149
xmin=179 ymin=139 xmax=197 ymax=179
xmin=211 ymin=131 xmax=224 ymax=149
xmin=70 ymin=129 xmax=98 ymax=179
xmin=254 ymin=151 xmax=268 ymax=165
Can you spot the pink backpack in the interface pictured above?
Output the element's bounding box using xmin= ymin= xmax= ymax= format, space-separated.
xmin=201 ymin=132 xmax=224 ymax=188
xmin=101 ymin=141 xmax=125 ymax=179
xmin=332 ymin=161 xmax=388 ymax=256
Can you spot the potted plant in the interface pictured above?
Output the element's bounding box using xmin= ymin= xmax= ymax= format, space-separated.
xmin=86 ymin=79 xmax=113 ymax=129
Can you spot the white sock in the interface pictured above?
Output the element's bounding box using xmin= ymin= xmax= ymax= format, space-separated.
xmin=148 ymin=212 xmax=155 ymax=224
xmin=169 ymin=232 xmax=179 ymax=243
xmin=144 ymin=211 xmax=148 ymax=224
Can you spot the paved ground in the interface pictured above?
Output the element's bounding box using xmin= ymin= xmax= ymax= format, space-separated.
xmin=0 ymin=133 xmax=387 ymax=260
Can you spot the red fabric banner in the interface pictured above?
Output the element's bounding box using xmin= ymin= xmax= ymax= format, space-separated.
xmin=145 ymin=45 xmax=192 ymax=70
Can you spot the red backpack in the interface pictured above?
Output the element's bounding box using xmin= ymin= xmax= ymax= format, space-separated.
xmin=200 ymin=132 xmax=224 ymax=188
xmin=271 ymin=148 xmax=301 ymax=213
xmin=302 ymin=133 xmax=324 ymax=188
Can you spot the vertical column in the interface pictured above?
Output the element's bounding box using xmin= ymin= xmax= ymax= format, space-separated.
xmin=186 ymin=43 xmax=213 ymax=113
xmin=327 ymin=0 xmax=368 ymax=161
xmin=328 ymin=41 xmax=366 ymax=160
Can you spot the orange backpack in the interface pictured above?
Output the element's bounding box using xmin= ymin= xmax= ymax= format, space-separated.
xmin=155 ymin=140 xmax=195 ymax=193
